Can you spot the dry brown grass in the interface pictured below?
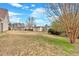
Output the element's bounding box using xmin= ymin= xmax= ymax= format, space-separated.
xmin=0 ymin=31 xmax=63 ymax=56
xmin=0 ymin=31 xmax=79 ymax=56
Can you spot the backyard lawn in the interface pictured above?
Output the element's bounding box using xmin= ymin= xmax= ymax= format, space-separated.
xmin=0 ymin=31 xmax=79 ymax=56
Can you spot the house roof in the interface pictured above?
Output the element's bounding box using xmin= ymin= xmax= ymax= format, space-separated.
xmin=0 ymin=8 xmax=8 ymax=21
xmin=33 ymin=25 xmax=50 ymax=28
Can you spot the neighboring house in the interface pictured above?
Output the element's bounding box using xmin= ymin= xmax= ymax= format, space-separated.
xmin=0 ymin=8 xmax=9 ymax=32
xmin=25 ymin=25 xmax=33 ymax=31
xmin=9 ymin=23 xmax=25 ymax=30
xmin=33 ymin=26 xmax=44 ymax=31
xmin=9 ymin=23 xmax=50 ymax=32
xmin=25 ymin=24 xmax=50 ymax=32
xmin=33 ymin=25 xmax=50 ymax=32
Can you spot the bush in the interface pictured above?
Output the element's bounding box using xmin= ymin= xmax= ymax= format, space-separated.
xmin=48 ymin=28 xmax=62 ymax=35
xmin=8 ymin=27 xmax=11 ymax=30
xmin=25 ymin=29 xmax=33 ymax=31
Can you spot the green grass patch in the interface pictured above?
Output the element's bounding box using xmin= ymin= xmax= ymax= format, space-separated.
xmin=34 ymin=35 xmax=75 ymax=55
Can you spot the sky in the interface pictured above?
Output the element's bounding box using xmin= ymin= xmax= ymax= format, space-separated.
xmin=0 ymin=3 xmax=51 ymax=26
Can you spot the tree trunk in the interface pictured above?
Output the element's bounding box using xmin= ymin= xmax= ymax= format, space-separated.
xmin=70 ymin=38 xmax=76 ymax=44
xmin=69 ymin=33 xmax=76 ymax=44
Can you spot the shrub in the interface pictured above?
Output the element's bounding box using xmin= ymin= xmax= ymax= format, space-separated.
xmin=48 ymin=28 xmax=62 ymax=35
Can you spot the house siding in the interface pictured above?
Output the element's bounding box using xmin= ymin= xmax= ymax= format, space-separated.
xmin=0 ymin=8 xmax=9 ymax=32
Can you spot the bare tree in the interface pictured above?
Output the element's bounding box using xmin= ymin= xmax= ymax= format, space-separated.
xmin=46 ymin=3 xmax=79 ymax=43
xmin=26 ymin=16 xmax=35 ymax=30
